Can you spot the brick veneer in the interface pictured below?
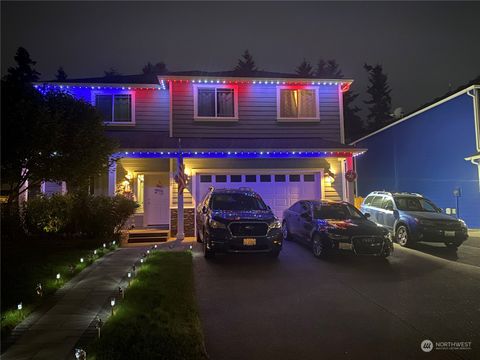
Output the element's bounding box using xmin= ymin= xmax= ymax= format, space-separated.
xmin=170 ymin=208 xmax=195 ymax=237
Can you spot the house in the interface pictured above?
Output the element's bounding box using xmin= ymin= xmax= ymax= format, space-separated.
xmin=352 ymin=84 xmax=480 ymax=228
xmin=34 ymin=71 xmax=365 ymax=238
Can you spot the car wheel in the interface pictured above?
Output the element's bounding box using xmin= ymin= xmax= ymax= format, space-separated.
xmin=395 ymin=225 xmax=410 ymax=247
xmin=312 ymin=234 xmax=329 ymax=259
xmin=282 ymin=221 xmax=292 ymax=241
xmin=203 ymin=231 xmax=215 ymax=259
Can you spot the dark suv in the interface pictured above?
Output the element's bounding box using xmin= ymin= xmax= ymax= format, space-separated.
xmin=360 ymin=191 xmax=468 ymax=248
xmin=196 ymin=188 xmax=283 ymax=258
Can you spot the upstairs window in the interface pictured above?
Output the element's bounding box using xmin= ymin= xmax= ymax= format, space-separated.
xmin=94 ymin=93 xmax=134 ymax=124
xmin=277 ymin=87 xmax=319 ymax=120
xmin=194 ymin=85 xmax=238 ymax=120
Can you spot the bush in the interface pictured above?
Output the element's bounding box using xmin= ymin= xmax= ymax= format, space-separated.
xmin=22 ymin=194 xmax=138 ymax=238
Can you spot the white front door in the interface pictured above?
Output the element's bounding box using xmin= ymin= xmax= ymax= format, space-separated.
xmin=196 ymin=172 xmax=321 ymax=219
xmin=144 ymin=173 xmax=169 ymax=226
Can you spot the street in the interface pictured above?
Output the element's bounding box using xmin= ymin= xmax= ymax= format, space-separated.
xmin=193 ymin=236 xmax=480 ymax=360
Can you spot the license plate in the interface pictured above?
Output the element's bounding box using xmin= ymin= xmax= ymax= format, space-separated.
xmin=444 ymin=231 xmax=455 ymax=237
xmin=339 ymin=243 xmax=353 ymax=250
xmin=243 ymin=238 xmax=256 ymax=246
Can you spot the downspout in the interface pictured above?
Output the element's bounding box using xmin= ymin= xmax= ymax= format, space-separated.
xmin=466 ymin=88 xmax=479 ymax=152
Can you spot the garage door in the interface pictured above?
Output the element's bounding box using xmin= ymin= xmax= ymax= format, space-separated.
xmin=196 ymin=172 xmax=321 ymax=219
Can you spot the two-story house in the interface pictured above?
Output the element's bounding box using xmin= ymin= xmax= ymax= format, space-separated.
xmin=35 ymin=71 xmax=365 ymax=238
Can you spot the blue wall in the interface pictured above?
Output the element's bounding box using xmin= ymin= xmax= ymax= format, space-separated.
xmin=356 ymin=93 xmax=480 ymax=228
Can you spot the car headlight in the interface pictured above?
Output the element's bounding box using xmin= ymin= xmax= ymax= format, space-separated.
xmin=209 ymin=219 xmax=226 ymax=229
xmin=458 ymin=219 xmax=467 ymax=227
xmin=269 ymin=220 xmax=282 ymax=229
xmin=327 ymin=232 xmax=349 ymax=240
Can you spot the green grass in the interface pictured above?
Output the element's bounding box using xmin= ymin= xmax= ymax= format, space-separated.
xmin=1 ymin=237 xmax=117 ymax=339
xmin=89 ymin=251 xmax=208 ymax=360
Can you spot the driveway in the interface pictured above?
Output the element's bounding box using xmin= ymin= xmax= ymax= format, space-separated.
xmin=193 ymin=238 xmax=480 ymax=360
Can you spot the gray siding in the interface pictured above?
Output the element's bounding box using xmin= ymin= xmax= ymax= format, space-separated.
xmin=70 ymin=89 xmax=170 ymax=132
xmin=172 ymin=83 xmax=341 ymax=140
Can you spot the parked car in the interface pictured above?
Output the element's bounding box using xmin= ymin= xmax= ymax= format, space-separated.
xmin=196 ymin=187 xmax=283 ymax=258
xmin=282 ymin=200 xmax=393 ymax=258
xmin=360 ymin=191 xmax=468 ymax=248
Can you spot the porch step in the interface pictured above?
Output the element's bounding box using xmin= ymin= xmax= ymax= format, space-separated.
xmin=127 ymin=230 xmax=169 ymax=243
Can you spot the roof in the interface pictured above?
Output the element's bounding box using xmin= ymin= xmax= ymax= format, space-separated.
xmin=351 ymin=83 xmax=479 ymax=145
xmin=106 ymin=133 xmax=365 ymax=153
xmin=44 ymin=70 xmax=351 ymax=85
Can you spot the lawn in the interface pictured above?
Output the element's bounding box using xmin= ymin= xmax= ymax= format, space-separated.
xmin=1 ymin=236 xmax=117 ymax=339
xmin=89 ymin=251 xmax=208 ymax=360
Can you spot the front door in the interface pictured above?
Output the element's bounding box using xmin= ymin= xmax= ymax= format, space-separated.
xmin=144 ymin=173 xmax=169 ymax=226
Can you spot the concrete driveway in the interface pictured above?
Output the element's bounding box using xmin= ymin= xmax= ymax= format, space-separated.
xmin=193 ymin=237 xmax=480 ymax=360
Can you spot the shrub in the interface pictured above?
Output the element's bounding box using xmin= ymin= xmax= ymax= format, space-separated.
xmin=23 ymin=194 xmax=73 ymax=234
xmin=22 ymin=194 xmax=138 ymax=238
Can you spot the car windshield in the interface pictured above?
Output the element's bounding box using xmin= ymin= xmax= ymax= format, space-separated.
xmin=313 ymin=203 xmax=364 ymax=220
xmin=210 ymin=193 xmax=268 ymax=211
xmin=394 ymin=197 xmax=439 ymax=212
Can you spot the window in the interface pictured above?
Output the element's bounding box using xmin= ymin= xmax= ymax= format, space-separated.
xmin=383 ymin=199 xmax=394 ymax=211
xmin=364 ymin=196 xmax=374 ymax=206
xmin=215 ymin=175 xmax=227 ymax=183
xmin=260 ymin=175 xmax=271 ymax=182
xmin=289 ymin=174 xmax=301 ymax=182
xmin=194 ymin=85 xmax=238 ymax=119
xmin=275 ymin=175 xmax=286 ymax=182
xmin=230 ymin=175 xmax=242 ymax=182
xmin=200 ymin=175 xmax=212 ymax=183
xmin=371 ymin=196 xmax=384 ymax=208
xmin=304 ymin=174 xmax=315 ymax=182
xmin=245 ymin=175 xmax=256 ymax=182
xmin=94 ymin=93 xmax=133 ymax=123
xmin=277 ymin=87 xmax=319 ymax=120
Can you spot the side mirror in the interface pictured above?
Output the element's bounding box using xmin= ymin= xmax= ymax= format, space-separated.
xmin=202 ymin=206 xmax=208 ymax=214
xmin=364 ymin=213 xmax=371 ymax=219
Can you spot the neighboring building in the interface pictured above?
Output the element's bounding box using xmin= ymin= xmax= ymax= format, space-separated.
xmin=34 ymin=71 xmax=364 ymax=237
xmin=352 ymin=85 xmax=480 ymax=228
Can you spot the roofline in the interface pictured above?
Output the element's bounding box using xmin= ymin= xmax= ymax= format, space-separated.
xmin=159 ymin=75 xmax=353 ymax=84
xmin=33 ymin=82 xmax=162 ymax=89
xmin=116 ymin=147 xmax=367 ymax=153
xmin=351 ymin=84 xmax=480 ymax=145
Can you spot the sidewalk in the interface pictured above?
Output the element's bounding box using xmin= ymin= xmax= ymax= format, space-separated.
xmin=2 ymin=247 xmax=146 ymax=360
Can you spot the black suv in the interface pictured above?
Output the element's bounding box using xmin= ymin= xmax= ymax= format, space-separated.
xmin=196 ymin=188 xmax=283 ymax=258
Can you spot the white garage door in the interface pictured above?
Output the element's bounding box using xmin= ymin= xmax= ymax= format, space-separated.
xmin=196 ymin=172 xmax=321 ymax=219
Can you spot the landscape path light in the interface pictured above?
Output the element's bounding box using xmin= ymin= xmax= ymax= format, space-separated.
xmin=36 ymin=283 xmax=43 ymax=297
xmin=103 ymin=243 xmax=106 ymax=248
xmin=94 ymin=250 xmax=97 ymax=255
xmin=94 ymin=315 xmax=103 ymax=338
xmin=80 ymin=257 xmax=84 ymax=263
xmin=140 ymin=258 xmax=144 ymax=264
xmin=56 ymin=273 xmax=61 ymax=282
xmin=119 ymin=286 xmax=124 ymax=299
xmin=17 ymin=302 xmax=22 ymax=311
xmin=127 ymin=272 xmax=132 ymax=286
xmin=110 ymin=297 xmax=116 ymax=315
xmin=154 ymin=244 xmax=158 ymax=249
xmin=75 ymin=348 xmax=86 ymax=360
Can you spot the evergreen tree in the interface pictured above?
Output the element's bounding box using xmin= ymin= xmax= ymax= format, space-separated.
xmin=295 ymin=59 xmax=314 ymax=78
xmin=104 ymin=67 xmax=121 ymax=78
xmin=315 ymin=59 xmax=327 ymax=77
xmin=343 ymin=90 xmax=365 ymax=142
xmin=55 ymin=66 xmax=68 ymax=81
xmin=325 ymin=60 xmax=343 ymax=78
xmin=6 ymin=47 xmax=40 ymax=83
xmin=142 ymin=62 xmax=168 ymax=74
xmin=234 ymin=50 xmax=257 ymax=76
xmin=363 ymin=63 xmax=392 ymax=131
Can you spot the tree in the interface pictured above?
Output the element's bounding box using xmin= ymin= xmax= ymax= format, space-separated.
xmin=5 ymin=47 xmax=40 ymax=83
xmin=104 ymin=67 xmax=121 ymax=78
xmin=295 ymin=59 xmax=314 ymax=78
xmin=1 ymin=48 xmax=117 ymax=206
xmin=363 ymin=63 xmax=392 ymax=131
xmin=233 ymin=50 xmax=257 ymax=76
xmin=343 ymin=89 xmax=365 ymax=143
xmin=55 ymin=66 xmax=68 ymax=81
xmin=142 ymin=62 xmax=168 ymax=74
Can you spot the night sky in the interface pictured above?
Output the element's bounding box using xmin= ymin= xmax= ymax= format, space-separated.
xmin=2 ymin=1 xmax=479 ymax=115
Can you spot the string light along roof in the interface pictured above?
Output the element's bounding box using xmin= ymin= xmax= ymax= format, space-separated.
xmin=33 ymin=83 xmax=164 ymax=91
xmin=159 ymin=75 xmax=353 ymax=92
